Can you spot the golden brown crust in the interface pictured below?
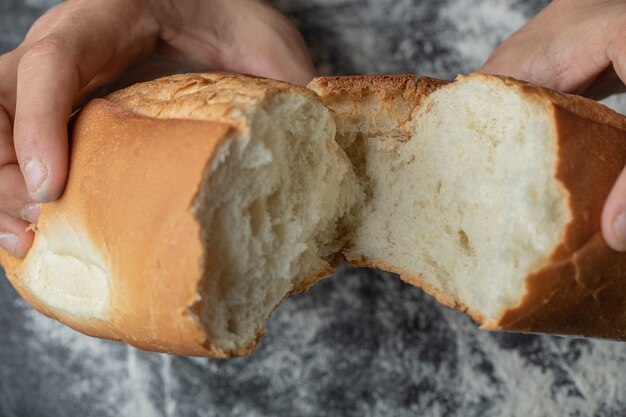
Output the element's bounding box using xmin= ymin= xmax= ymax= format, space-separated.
xmin=108 ymin=72 xmax=323 ymax=133
xmin=308 ymin=74 xmax=448 ymax=102
xmin=495 ymin=87 xmax=626 ymax=338
xmin=346 ymin=255 xmax=485 ymax=324
xmin=2 ymin=100 xmax=234 ymax=356
xmin=289 ymin=267 xmax=335 ymax=295
xmin=308 ymin=75 xmax=448 ymax=133
xmin=309 ymin=75 xmax=449 ymax=154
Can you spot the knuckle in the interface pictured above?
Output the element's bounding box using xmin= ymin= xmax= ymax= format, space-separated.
xmin=17 ymin=34 xmax=72 ymax=79
xmin=19 ymin=35 xmax=69 ymax=71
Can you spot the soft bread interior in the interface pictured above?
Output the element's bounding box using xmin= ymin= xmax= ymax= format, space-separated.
xmin=19 ymin=219 xmax=110 ymax=320
xmin=193 ymin=93 xmax=362 ymax=351
xmin=336 ymin=76 xmax=571 ymax=323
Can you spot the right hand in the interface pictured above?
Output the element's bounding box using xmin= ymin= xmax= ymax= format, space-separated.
xmin=0 ymin=0 xmax=315 ymax=258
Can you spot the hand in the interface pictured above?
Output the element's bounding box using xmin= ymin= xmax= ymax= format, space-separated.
xmin=480 ymin=0 xmax=626 ymax=251
xmin=0 ymin=0 xmax=315 ymax=258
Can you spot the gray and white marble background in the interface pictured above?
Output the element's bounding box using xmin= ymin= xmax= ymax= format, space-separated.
xmin=1 ymin=0 xmax=626 ymax=416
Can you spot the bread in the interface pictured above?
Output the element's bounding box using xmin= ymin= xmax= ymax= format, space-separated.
xmin=2 ymin=71 xmax=626 ymax=357
xmin=0 ymin=73 xmax=363 ymax=357
xmin=309 ymin=73 xmax=626 ymax=339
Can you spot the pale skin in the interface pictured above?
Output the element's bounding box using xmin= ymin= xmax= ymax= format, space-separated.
xmin=1 ymin=0 xmax=626 ymax=258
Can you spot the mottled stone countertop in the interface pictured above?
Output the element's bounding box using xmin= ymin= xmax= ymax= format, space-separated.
xmin=1 ymin=0 xmax=625 ymax=416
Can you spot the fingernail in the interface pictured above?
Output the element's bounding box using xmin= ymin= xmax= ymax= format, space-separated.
xmin=612 ymin=211 xmax=626 ymax=250
xmin=24 ymin=158 xmax=49 ymax=197
xmin=22 ymin=203 xmax=41 ymax=224
xmin=0 ymin=233 xmax=19 ymax=255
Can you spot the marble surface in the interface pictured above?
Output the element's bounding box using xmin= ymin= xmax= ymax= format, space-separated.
xmin=1 ymin=0 xmax=626 ymax=416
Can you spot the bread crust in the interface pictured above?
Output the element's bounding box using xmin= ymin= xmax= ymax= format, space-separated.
xmin=4 ymin=71 xmax=626 ymax=356
xmin=1 ymin=100 xmax=236 ymax=356
xmin=308 ymin=74 xmax=447 ymax=103
xmin=308 ymin=74 xmax=448 ymax=139
xmin=107 ymin=72 xmax=324 ymax=133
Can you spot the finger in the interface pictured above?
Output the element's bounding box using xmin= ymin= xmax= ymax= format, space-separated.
xmin=161 ymin=0 xmax=315 ymax=86
xmin=479 ymin=5 xmax=564 ymax=88
xmin=602 ymin=165 xmax=626 ymax=251
xmin=14 ymin=0 xmax=159 ymax=202
xmin=0 ymin=108 xmax=37 ymax=222
xmin=0 ymin=164 xmax=40 ymax=223
xmin=77 ymin=54 xmax=190 ymax=106
xmin=479 ymin=0 xmax=615 ymax=94
xmin=0 ymin=3 xmax=70 ymax=234
xmin=480 ymin=35 xmax=606 ymax=94
xmin=0 ymin=1 xmax=72 ymax=249
xmin=230 ymin=4 xmax=315 ymax=85
xmin=0 ymin=49 xmax=44 ymax=227
xmin=0 ymin=212 xmax=34 ymax=259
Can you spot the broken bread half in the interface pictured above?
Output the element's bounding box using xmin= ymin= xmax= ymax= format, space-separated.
xmin=310 ymin=73 xmax=626 ymax=340
xmin=0 ymin=73 xmax=363 ymax=357
xmin=3 ymin=71 xmax=626 ymax=357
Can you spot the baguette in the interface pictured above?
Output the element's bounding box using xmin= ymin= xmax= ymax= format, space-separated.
xmin=2 ymin=71 xmax=626 ymax=357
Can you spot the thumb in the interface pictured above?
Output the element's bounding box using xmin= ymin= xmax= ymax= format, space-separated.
xmin=602 ymin=166 xmax=626 ymax=251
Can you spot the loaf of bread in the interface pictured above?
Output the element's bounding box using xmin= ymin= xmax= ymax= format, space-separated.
xmin=2 ymin=72 xmax=626 ymax=357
